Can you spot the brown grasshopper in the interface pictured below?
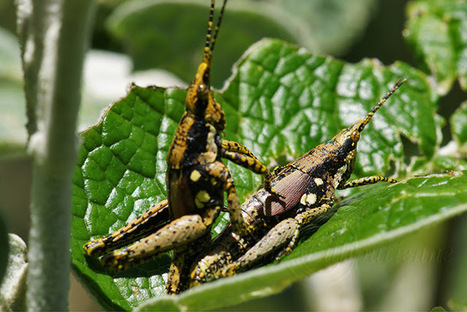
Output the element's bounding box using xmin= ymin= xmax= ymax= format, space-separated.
xmin=83 ymin=0 xmax=278 ymax=293
xmin=186 ymin=79 xmax=406 ymax=290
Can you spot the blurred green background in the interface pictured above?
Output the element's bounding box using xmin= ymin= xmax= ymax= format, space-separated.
xmin=0 ymin=0 xmax=465 ymax=310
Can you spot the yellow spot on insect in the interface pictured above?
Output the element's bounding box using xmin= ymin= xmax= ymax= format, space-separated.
xmin=300 ymin=193 xmax=317 ymax=206
xmin=314 ymin=178 xmax=324 ymax=186
xmin=195 ymin=191 xmax=211 ymax=209
xmin=190 ymin=170 xmax=202 ymax=182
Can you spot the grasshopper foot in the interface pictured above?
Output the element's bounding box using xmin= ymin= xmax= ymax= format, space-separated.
xmin=275 ymin=246 xmax=292 ymax=261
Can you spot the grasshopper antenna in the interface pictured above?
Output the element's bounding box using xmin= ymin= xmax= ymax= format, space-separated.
xmin=359 ymin=78 xmax=407 ymax=132
xmin=210 ymin=0 xmax=227 ymax=59
xmin=203 ymin=0 xmax=227 ymax=65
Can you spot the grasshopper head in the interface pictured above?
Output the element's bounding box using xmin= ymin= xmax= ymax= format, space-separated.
xmin=331 ymin=122 xmax=361 ymax=186
xmin=186 ymin=61 xmax=226 ymax=131
xmin=332 ymin=79 xmax=406 ymax=188
xmin=185 ymin=0 xmax=227 ymax=131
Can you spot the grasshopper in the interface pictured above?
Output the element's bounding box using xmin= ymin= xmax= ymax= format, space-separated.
xmin=83 ymin=0 xmax=278 ymax=293
xmin=186 ymin=79 xmax=406 ymax=290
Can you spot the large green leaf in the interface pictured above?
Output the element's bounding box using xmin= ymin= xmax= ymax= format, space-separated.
xmin=404 ymin=0 xmax=467 ymax=94
xmin=71 ymin=39 xmax=444 ymax=310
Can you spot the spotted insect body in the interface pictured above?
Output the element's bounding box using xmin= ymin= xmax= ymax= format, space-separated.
xmin=186 ymin=79 xmax=406 ymax=289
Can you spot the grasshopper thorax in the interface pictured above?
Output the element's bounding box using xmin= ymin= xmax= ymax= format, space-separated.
xmin=331 ymin=122 xmax=363 ymax=188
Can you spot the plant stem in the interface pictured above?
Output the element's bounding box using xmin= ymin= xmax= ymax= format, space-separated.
xmin=15 ymin=0 xmax=95 ymax=310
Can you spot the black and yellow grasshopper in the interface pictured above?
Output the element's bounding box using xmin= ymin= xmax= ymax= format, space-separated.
xmin=83 ymin=0 xmax=277 ymax=294
xmin=186 ymin=79 xmax=406 ymax=290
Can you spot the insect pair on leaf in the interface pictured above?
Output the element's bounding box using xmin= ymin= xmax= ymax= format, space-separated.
xmin=83 ymin=0 xmax=405 ymax=294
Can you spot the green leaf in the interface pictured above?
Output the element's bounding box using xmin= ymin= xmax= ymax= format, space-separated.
xmin=404 ymin=0 xmax=467 ymax=94
xmin=267 ymin=0 xmax=377 ymax=55
xmin=448 ymin=299 xmax=467 ymax=311
xmin=451 ymin=100 xmax=467 ymax=148
xmin=431 ymin=155 xmax=467 ymax=172
xmin=71 ymin=39 xmax=443 ymax=310
xmin=223 ymin=39 xmax=440 ymax=175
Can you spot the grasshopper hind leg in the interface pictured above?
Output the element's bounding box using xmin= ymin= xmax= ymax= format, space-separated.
xmin=166 ymin=234 xmax=211 ymax=294
xmin=100 ymin=205 xmax=220 ymax=273
xmin=83 ymin=199 xmax=169 ymax=257
xmin=218 ymin=203 xmax=332 ymax=278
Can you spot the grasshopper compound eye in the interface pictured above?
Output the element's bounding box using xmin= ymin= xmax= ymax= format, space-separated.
xmin=197 ymin=83 xmax=209 ymax=100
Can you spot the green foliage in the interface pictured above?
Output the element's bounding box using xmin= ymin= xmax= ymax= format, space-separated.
xmin=221 ymin=39 xmax=439 ymax=170
xmin=451 ymin=101 xmax=467 ymax=149
xmin=405 ymin=0 xmax=467 ymax=94
xmin=107 ymin=0 xmax=298 ymax=87
xmin=0 ymin=0 xmax=464 ymax=310
xmin=106 ymin=0 xmax=376 ymax=87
